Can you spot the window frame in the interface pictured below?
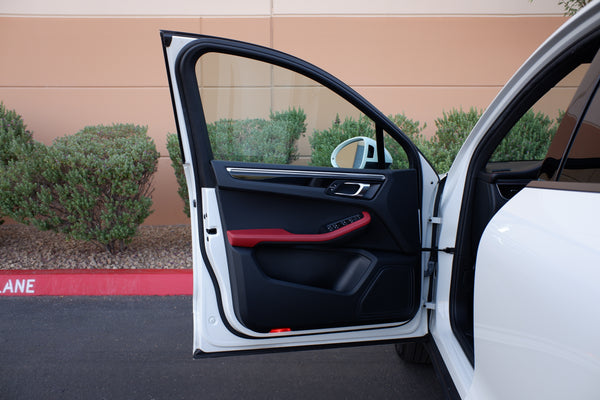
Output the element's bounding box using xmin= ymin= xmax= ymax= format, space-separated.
xmin=173 ymin=36 xmax=423 ymax=188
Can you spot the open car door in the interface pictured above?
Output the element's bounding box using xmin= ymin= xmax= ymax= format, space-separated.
xmin=161 ymin=31 xmax=439 ymax=356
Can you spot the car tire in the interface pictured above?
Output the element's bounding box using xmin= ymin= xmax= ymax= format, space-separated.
xmin=395 ymin=342 xmax=431 ymax=364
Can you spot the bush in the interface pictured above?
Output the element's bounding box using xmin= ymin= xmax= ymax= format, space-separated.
xmin=308 ymin=107 xmax=561 ymax=175
xmin=0 ymin=102 xmax=35 ymax=225
xmin=387 ymin=114 xmax=428 ymax=169
xmin=489 ymin=110 xmax=559 ymax=162
xmin=309 ymin=113 xmax=425 ymax=169
xmin=309 ymin=114 xmax=374 ymax=167
xmin=209 ymin=107 xmax=306 ymax=164
xmin=168 ymin=108 xmax=307 ymax=217
xmin=427 ymin=108 xmax=559 ymax=172
xmin=0 ymin=124 xmax=159 ymax=253
xmin=429 ymin=107 xmax=483 ymax=173
xmin=166 ymin=133 xmax=189 ymax=217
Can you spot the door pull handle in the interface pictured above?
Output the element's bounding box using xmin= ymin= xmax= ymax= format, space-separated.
xmin=333 ymin=182 xmax=371 ymax=197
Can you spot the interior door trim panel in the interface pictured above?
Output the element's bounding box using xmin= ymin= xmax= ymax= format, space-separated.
xmin=211 ymin=161 xmax=423 ymax=333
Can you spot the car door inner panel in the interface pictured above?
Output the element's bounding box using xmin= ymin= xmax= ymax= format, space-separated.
xmin=211 ymin=160 xmax=422 ymax=333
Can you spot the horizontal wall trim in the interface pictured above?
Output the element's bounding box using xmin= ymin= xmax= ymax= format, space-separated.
xmin=0 ymin=13 xmax=565 ymax=18
xmin=0 ymin=85 xmax=169 ymax=90
xmin=0 ymin=14 xmax=268 ymax=19
xmin=270 ymin=14 xmax=565 ymax=18
xmin=0 ymin=86 xmax=170 ymax=89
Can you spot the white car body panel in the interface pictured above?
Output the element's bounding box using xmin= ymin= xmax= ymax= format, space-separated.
xmin=469 ymin=186 xmax=600 ymax=399
xmin=428 ymin=3 xmax=600 ymax=397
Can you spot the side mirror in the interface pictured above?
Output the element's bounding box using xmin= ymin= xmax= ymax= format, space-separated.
xmin=331 ymin=136 xmax=392 ymax=169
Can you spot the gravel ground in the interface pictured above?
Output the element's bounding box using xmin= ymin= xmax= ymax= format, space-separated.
xmin=0 ymin=224 xmax=192 ymax=270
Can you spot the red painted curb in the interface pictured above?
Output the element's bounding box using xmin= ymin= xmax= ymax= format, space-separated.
xmin=0 ymin=269 xmax=192 ymax=296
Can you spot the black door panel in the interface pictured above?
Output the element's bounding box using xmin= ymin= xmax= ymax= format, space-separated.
xmin=227 ymin=245 xmax=419 ymax=333
xmin=213 ymin=161 xmax=421 ymax=332
xmin=213 ymin=161 xmax=421 ymax=252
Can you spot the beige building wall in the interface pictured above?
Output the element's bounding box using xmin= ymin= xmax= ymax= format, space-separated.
xmin=0 ymin=1 xmax=567 ymax=224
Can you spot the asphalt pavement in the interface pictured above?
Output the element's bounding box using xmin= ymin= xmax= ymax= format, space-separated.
xmin=1 ymin=296 xmax=444 ymax=400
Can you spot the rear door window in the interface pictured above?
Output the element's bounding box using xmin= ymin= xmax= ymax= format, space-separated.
xmin=558 ymin=87 xmax=600 ymax=183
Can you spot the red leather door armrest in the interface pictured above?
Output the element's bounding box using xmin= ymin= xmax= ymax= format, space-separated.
xmin=227 ymin=211 xmax=371 ymax=248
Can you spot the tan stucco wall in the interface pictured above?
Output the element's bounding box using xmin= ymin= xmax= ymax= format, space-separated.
xmin=0 ymin=0 xmax=564 ymax=15
xmin=0 ymin=2 xmax=568 ymax=224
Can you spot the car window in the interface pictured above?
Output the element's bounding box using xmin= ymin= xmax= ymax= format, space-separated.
xmin=558 ymin=88 xmax=600 ymax=183
xmin=195 ymin=53 xmax=409 ymax=169
xmin=485 ymin=63 xmax=590 ymax=173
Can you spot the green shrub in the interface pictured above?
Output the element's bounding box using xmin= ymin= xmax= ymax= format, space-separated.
xmin=309 ymin=114 xmax=374 ymax=167
xmin=489 ymin=110 xmax=559 ymax=162
xmin=425 ymin=108 xmax=559 ymax=173
xmin=270 ymin=107 xmax=308 ymax=155
xmin=166 ymin=133 xmax=189 ymax=217
xmin=167 ymin=108 xmax=306 ymax=217
xmin=309 ymin=113 xmax=425 ymax=169
xmin=387 ymin=114 xmax=428 ymax=169
xmin=0 ymin=103 xmax=36 ymax=225
xmin=209 ymin=107 xmax=306 ymax=164
xmin=308 ymin=108 xmax=562 ymax=175
xmin=0 ymin=124 xmax=159 ymax=253
xmin=428 ymin=107 xmax=483 ymax=173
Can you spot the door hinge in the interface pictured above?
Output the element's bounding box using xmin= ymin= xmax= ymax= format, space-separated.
xmin=428 ymin=216 xmax=442 ymax=224
xmin=424 ymin=302 xmax=436 ymax=310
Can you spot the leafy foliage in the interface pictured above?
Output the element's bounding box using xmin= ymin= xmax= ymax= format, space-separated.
xmin=167 ymin=108 xmax=306 ymax=217
xmin=309 ymin=107 xmax=559 ymax=174
xmin=530 ymin=0 xmax=591 ymax=16
xmin=0 ymin=124 xmax=159 ymax=253
xmin=489 ymin=110 xmax=560 ymax=162
xmin=309 ymin=113 xmax=427 ymax=170
xmin=0 ymin=102 xmax=34 ymax=165
xmin=166 ymin=133 xmax=189 ymax=217
xmin=309 ymin=114 xmax=375 ymax=167
xmin=209 ymin=107 xmax=306 ymax=164
xmin=0 ymin=103 xmax=36 ymax=224
xmin=387 ymin=114 xmax=428 ymax=169
xmin=558 ymin=0 xmax=591 ymax=15
xmin=428 ymin=108 xmax=483 ymax=173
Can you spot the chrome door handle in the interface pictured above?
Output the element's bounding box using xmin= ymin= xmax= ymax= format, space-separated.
xmin=333 ymin=182 xmax=371 ymax=197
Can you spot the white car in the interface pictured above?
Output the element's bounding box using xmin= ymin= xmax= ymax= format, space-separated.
xmin=162 ymin=2 xmax=600 ymax=398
